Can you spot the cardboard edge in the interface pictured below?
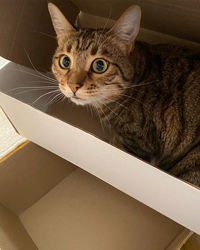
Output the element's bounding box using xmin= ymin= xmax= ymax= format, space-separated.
xmin=165 ymin=229 xmax=193 ymax=250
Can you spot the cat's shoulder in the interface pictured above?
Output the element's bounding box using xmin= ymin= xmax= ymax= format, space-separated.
xmin=138 ymin=41 xmax=200 ymax=62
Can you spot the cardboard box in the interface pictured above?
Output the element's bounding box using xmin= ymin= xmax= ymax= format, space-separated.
xmin=0 ymin=104 xmax=190 ymax=250
xmin=0 ymin=155 xmax=192 ymax=249
xmin=0 ymin=0 xmax=200 ymax=248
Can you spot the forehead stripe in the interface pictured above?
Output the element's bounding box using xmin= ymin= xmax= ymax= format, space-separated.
xmin=67 ymin=44 xmax=72 ymax=52
xmin=83 ymin=40 xmax=94 ymax=50
xmin=91 ymin=45 xmax=98 ymax=55
xmin=76 ymin=39 xmax=80 ymax=50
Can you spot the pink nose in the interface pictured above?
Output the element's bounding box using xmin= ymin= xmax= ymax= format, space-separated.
xmin=68 ymin=83 xmax=81 ymax=93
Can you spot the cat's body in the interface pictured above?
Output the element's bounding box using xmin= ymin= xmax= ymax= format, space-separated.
xmin=48 ymin=4 xmax=200 ymax=186
xmin=102 ymin=41 xmax=200 ymax=186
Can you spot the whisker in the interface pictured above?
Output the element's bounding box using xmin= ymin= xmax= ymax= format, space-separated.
xmin=103 ymin=79 xmax=159 ymax=90
xmin=10 ymin=68 xmax=57 ymax=84
xmin=11 ymin=88 xmax=58 ymax=96
xmin=20 ymin=80 xmax=58 ymax=84
xmin=37 ymin=31 xmax=56 ymax=40
xmin=109 ymin=92 xmax=149 ymax=109
xmin=95 ymin=6 xmax=112 ymax=46
xmin=102 ymin=4 xmax=113 ymax=33
xmin=104 ymin=91 xmax=149 ymax=108
xmin=123 ymin=79 xmax=160 ymax=89
xmin=24 ymin=48 xmax=57 ymax=83
xmin=104 ymin=97 xmax=130 ymax=112
xmin=100 ymin=100 xmax=132 ymax=131
xmin=6 ymin=85 xmax=58 ymax=93
xmin=98 ymin=101 xmax=124 ymax=124
xmin=93 ymin=102 xmax=108 ymax=130
xmin=88 ymin=86 xmax=150 ymax=108
xmin=32 ymin=89 xmax=60 ymax=105
xmin=45 ymin=92 xmax=63 ymax=107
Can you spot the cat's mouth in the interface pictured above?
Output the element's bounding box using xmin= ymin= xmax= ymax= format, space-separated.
xmin=72 ymin=96 xmax=82 ymax=100
xmin=70 ymin=96 xmax=91 ymax=105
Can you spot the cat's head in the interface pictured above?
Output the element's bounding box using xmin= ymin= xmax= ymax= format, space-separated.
xmin=48 ymin=3 xmax=141 ymax=106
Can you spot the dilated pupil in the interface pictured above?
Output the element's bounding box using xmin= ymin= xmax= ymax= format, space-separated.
xmin=96 ymin=60 xmax=104 ymax=71
xmin=63 ymin=56 xmax=70 ymax=67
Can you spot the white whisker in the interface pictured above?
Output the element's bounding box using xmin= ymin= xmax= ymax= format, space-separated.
xmin=32 ymin=89 xmax=60 ymax=105
xmin=93 ymin=102 xmax=107 ymax=130
xmin=10 ymin=68 xmax=57 ymax=84
xmin=45 ymin=92 xmax=63 ymax=106
xmin=24 ymin=48 xmax=57 ymax=83
xmin=6 ymin=85 xmax=58 ymax=93
xmin=104 ymin=97 xmax=130 ymax=111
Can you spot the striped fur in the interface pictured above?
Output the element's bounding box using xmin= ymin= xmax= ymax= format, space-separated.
xmin=49 ymin=4 xmax=200 ymax=187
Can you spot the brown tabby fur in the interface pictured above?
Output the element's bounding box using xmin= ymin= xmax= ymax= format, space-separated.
xmin=49 ymin=4 xmax=200 ymax=186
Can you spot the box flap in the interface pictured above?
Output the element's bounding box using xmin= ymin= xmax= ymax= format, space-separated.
xmin=72 ymin=0 xmax=200 ymax=43
xmin=0 ymin=0 xmax=79 ymax=71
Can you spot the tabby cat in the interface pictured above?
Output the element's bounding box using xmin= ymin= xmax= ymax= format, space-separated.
xmin=48 ymin=3 xmax=200 ymax=186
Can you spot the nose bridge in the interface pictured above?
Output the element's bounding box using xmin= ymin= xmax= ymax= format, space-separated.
xmin=68 ymin=70 xmax=86 ymax=85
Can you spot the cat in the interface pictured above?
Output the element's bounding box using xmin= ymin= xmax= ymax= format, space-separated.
xmin=48 ymin=3 xmax=200 ymax=187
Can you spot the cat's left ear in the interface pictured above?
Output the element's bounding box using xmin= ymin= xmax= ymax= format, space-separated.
xmin=107 ymin=5 xmax=141 ymax=54
xmin=48 ymin=3 xmax=76 ymax=36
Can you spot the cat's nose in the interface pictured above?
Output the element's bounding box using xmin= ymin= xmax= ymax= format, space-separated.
xmin=68 ymin=83 xmax=82 ymax=93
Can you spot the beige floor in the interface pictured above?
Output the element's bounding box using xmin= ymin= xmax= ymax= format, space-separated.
xmin=0 ymin=107 xmax=27 ymax=161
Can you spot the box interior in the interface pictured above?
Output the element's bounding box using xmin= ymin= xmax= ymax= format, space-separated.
xmin=0 ymin=142 xmax=76 ymax=215
xmin=20 ymin=168 xmax=185 ymax=250
xmin=0 ymin=153 xmax=189 ymax=250
xmin=0 ymin=203 xmax=37 ymax=250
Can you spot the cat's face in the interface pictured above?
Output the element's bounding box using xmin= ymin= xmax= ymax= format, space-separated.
xmin=48 ymin=3 xmax=141 ymax=106
xmin=51 ymin=30 xmax=133 ymax=106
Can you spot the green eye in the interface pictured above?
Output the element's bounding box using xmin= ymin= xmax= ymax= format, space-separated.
xmin=59 ymin=55 xmax=71 ymax=69
xmin=91 ymin=58 xmax=109 ymax=74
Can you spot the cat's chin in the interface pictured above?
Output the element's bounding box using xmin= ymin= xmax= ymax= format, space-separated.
xmin=70 ymin=97 xmax=92 ymax=106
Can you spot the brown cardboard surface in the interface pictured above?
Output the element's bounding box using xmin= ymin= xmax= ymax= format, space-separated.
xmin=72 ymin=0 xmax=200 ymax=43
xmin=183 ymin=234 xmax=200 ymax=250
xmin=20 ymin=169 xmax=184 ymax=250
xmin=0 ymin=203 xmax=37 ymax=250
xmin=0 ymin=142 xmax=76 ymax=215
xmin=0 ymin=62 xmax=57 ymax=112
xmin=0 ymin=0 xmax=79 ymax=71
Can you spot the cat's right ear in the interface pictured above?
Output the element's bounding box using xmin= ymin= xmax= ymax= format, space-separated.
xmin=48 ymin=3 xmax=76 ymax=36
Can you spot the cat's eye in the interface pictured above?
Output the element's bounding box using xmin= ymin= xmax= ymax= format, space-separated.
xmin=59 ymin=55 xmax=71 ymax=69
xmin=91 ymin=58 xmax=109 ymax=74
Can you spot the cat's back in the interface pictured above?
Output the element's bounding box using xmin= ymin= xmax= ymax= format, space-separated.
xmin=150 ymin=43 xmax=200 ymax=75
